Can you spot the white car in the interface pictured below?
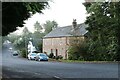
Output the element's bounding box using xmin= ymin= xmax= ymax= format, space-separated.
xmin=9 ymin=47 xmax=12 ymax=50
xmin=27 ymin=53 xmax=37 ymax=60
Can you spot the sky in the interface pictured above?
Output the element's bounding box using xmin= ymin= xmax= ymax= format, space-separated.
xmin=17 ymin=0 xmax=87 ymax=33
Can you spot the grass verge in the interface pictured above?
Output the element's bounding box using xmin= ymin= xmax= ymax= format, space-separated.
xmin=49 ymin=58 xmax=118 ymax=63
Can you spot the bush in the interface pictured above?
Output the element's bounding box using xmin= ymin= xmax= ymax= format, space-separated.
xmin=49 ymin=53 xmax=54 ymax=58
xmin=52 ymin=56 xmax=55 ymax=59
xmin=20 ymin=48 xmax=27 ymax=58
xmin=55 ymin=56 xmax=59 ymax=60
xmin=55 ymin=55 xmax=63 ymax=60
xmin=59 ymin=55 xmax=63 ymax=59
xmin=78 ymin=56 xmax=84 ymax=61
xmin=68 ymin=41 xmax=88 ymax=60
xmin=68 ymin=52 xmax=79 ymax=60
xmin=37 ymin=42 xmax=43 ymax=52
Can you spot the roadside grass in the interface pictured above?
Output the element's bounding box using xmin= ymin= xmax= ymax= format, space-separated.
xmin=48 ymin=58 xmax=118 ymax=63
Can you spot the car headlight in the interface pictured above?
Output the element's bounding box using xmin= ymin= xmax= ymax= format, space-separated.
xmin=40 ymin=57 xmax=43 ymax=59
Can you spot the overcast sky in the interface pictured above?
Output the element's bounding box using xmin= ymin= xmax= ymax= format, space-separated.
xmin=17 ymin=0 xmax=87 ymax=33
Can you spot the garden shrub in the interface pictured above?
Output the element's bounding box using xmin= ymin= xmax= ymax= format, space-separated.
xmin=49 ymin=53 xmax=54 ymax=58
xmin=20 ymin=48 xmax=27 ymax=58
xmin=55 ymin=56 xmax=59 ymax=60
xmin=59 ymin=55 xmax=63 ymax=59
xmin=68 ymin=41 xmax=89 ymax=60
xmin=52 ymin=56 xmax=55 ymax=59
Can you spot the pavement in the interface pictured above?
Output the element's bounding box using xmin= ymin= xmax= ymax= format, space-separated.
xmin=1 ymin=43 xmax=119 ymax=80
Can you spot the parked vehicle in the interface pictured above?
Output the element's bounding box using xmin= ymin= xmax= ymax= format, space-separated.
xmin=28 ymin=53 xmax=37 ymax=60
xmin=27 ymin=41 xmax=37 ymax=54
xmin=13 ymin=51 xmax=18 ymax=56
xmin=35 ymin=53 xmax=49 ymax=61
xmin=9 ymin=47 xmax=13 ymax=52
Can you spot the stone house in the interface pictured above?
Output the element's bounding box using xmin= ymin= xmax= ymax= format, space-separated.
xmin=43 ymin=19 xmax=88 ymax=59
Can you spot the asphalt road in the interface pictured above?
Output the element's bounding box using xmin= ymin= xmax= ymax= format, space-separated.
xmin=1 ymin=43 xmax=119 ymax=80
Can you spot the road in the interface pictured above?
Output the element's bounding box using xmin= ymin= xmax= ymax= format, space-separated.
xmin=1 ymin=43 xmax=119 ymax=80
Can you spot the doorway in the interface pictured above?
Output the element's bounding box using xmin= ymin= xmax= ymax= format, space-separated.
xmin=55 ymin=49 xmax=58 ymax=56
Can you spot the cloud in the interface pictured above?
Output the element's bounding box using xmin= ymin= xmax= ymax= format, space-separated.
xmin=24 ymin=0 xmax=87 ymax=32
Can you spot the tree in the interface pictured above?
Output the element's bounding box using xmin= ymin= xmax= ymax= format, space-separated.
xmin=43 ymin=20 xmax=58 ymax=34
xmin=34 ymin=21 xmax=43 ymax=33
xmin=2 ymin=2 xmax=49 ymax=36
xmin=68 ymin=37 xmax=89 ymax=60
xmin=22 ymin=26 xmax=31 ymax=36
xmin=32 ymin=21 xmax=44 ymax=52
xmin=7 ymin=33 xmax=20 ymax=43
xmin=83 ymin=1 xmax=120 ymax=61
xmin=12 ymin=27 xmax=31 ymax=49
xmin=32 ymin=20 xmax=58 ymax=52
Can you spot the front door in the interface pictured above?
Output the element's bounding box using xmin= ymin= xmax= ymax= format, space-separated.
xmin=51 ymin=49 xmax=53 ymax=53
xmin=55 ymin=49 xmax=58 ymax=56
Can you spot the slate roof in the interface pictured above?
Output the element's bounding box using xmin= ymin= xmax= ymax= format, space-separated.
xmin=44 ymin=23 xmax=88 ymax=38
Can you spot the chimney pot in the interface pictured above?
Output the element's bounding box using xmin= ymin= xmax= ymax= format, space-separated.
xmin=72 ymin=19 xmax=77 ymax=29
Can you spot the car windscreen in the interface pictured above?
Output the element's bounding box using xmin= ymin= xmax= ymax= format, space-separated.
xmin=32 ymin=51 xmax=40 ymax=53
xmin=40 ymin=54 xmax=46 ymax=56
xmin=31 ymin=54 xmax=36 ymax=56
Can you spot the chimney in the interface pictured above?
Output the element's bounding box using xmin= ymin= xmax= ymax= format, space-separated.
xmin=72 ymin=19 xmax=77 ymax=29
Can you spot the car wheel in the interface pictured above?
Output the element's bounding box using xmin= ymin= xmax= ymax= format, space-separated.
xmin=35 ymin=58 xmax=37 ymax=61
xmin=38 ymin=58 xmax=41 ymax=61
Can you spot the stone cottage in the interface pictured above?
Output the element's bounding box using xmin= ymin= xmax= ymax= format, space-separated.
xmin=43 ymin=19 xmax=88 ymax=59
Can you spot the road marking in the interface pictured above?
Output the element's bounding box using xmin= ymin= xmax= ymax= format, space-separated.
xmin=17 ymin=70 xmax=25 ymax=72
xmin=54 ymin=76 xmax=60 ymax=79
xmin=34 ymin=72 xmax=41 ymax=75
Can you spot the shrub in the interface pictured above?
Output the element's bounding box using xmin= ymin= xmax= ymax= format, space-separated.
xmin=49 ymin=53 xmax=54 ymax=58
xmin=20 ymin=48 xmax=27 ymax=58
xmin=55 ymin=56 xmax=59 ymax=60
xmin=68 ymin=41 xmax=88 ymax=60
xmin=37 ymin=42 xmax=43 ymax=52
xmin=54 ymin=55 xmax=63 ymax=60
xmin=69 ymin=53 xmax=79 ymax=60
xmin=52 ymin=56 xmax=55 ymax=59
xmin=59 ymin=55 xmax=63 ymax=59
xmin=78 ymin=56 xmax=84 ymax=61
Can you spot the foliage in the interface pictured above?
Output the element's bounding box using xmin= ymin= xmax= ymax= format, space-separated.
xmin=37 ymin=42 xmax=43 ymax=52
xmin=7 ymin=33 xmax=20 ymax=43
xmin=31 ymin=20 xmax=58 ymax=52
xmin=58 ymin=55 xmax=63 ymax=59
xmin=22 ymin=27 xmax=31 ymax=36
xmin=34 ymin=21 xmax=43 ymax=33
xmin=49 ymin=53 xmax=63 ymax=60
xmin=0 ymin=36 xmax=2 ymax=49
xmin=9 ymin=27 xmax=32 ymax=50
xmin=20 ymin=48 xmax=27 ymax=58
xmin=55 ymin=56 xmax=59 ymax=60
xmin=43 ymin=20 xmax=58 ymax=34
xmin=49 ymin=53 xmax=54 ymax=58
xmin=55 ymin=55 xmax=63 ymax=60
xmin=32 ymin=22 xmax=45 ymax=52
xmin=83 ymin=1 xmax=120 ymax=61
xmin=2 ymin=2 xmax=49 ymax=36
xmin=7 ymin=19 xmax=59 ymax=58
xmin=68 ymin=41 xmax=88 ymax=60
